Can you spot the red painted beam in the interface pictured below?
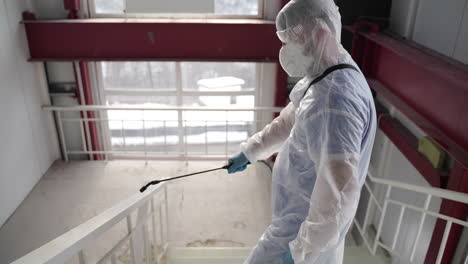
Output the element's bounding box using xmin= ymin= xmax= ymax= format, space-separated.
xmin=274 ymin=63 xmax=288 ymax=108
xmin=22 ymin=19 xmax=281 ymax=61
xmin=77 ymin=62 xmax=102 ymax=160
xmin=376 ymin=102 xmax=442 ymax=187
xmin=349 ymin=24 xmax=468 ymax=170
xmin=64 ymin=0 xmax=79 ymax=10
xmin=425 ymin=163 xmax=468 ymax=263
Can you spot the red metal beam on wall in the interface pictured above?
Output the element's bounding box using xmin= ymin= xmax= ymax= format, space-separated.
xmin=376 ymin=102 xmax=442 ymax=187
xmin=349 ymin=22 xmax=468 ymax=264
xmin=275 ymin=63 xmax=288 ymax=108
xmin=22 ymin=19 xmax=281 ymax=62
xmin=348 ymin=23 xmax=468 ymax=170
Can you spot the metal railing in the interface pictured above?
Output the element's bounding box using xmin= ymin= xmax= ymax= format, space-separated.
xmin=353 ymin=168 xmax=468 ymax=264
xmin=12 ymin=183 xmax=169 ymax=264
xmin=10 ymin=165 xmax=468 ymax=263
xmin=44 ymin=105 xmax=282 ymax=162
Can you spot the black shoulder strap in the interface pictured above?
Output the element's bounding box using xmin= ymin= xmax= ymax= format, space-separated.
xmin=300 ymin=63 xmax=359 ymax=100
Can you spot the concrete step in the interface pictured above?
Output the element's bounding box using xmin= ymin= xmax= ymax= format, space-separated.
xmin=167 ymin=246 xmax=390 ymax=264
xmin=167 ymin=247 xmax=251 ymax=264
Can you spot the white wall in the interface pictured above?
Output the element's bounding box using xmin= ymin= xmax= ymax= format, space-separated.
xmin=389 ymin=0 xmax=468 ymax=64
xmin=412 ymin=0 xmax=467 ymax=58
xmin=387 ymin=1 xmax=468 ymax=262
xmin=389 ymin=0 xmax=419 ymax=39
xmin=30 ymin=0 xmax=68 ymax=19
xmin=264 ymin=0 xmax=280 ymax=20
xmin=0 ymin=0 xmax=60 ymax=227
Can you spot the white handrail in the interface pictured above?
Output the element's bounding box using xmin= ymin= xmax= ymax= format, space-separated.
xmin=42 ymin=105 xmax=284 ymax=112
xmin=354 ymin=168 xmax=468 ymax=263
xmin=368 ymin=169 xmax=468 ymax=204
xmin=11 ymin=183 xmax=166 ymax=264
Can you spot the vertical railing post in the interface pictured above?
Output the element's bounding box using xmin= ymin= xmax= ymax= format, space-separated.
xmin=127 ymin=215 xmax=136 ymax=264
xmin=132 ymin=201 xmax=150 ymax=264
xmin=373 ymin=185 xmax=392 ymax=255
xmin=436 ymin=222 xmax=453 ymax=264
xmin=163 ymin=120 xmax=168 ymax=154
xmin=80 ymin=121 xmax=88 ymax=156
xmin=205 ymin=120 xmax=208 ymax=155
xmin=159 ymin=206 xmax=164 ymax=246
xmin=56 ymin=111 xmax=68 ymax=162
xmin=143 ymin=223 xmax=151 ymax=264
xmin=142 ymin=110 xmax=147 ymax=164
xmin=121 ymin=120 xmax=126 ymax=155
xmin=410 ymin=194 xmax=432 ymax=262
xmin=78 ymin=250 xmax=86 ymax=264
xmin=175 ymin=62 xmax=184 ymax=159
xmin=150 ymin=198 xmax=159 ymax=262
xmin=225 ymin=111 xmax=229 ymax=159
xmin=178 ymin=111 xmax=185 ymax=159
xmin=164 ymin=186 xmax=170 ymax=245
xmin=392 ymin=205 xmax=406 ymax=250
xmin=184 ymin=120 xmax=188 ymax=159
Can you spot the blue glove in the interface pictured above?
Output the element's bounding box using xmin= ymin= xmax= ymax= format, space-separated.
xmin=282 ymin=251 xmax=294 ymax=264
xmin=227 ymin=152 xmax=249 ymax=174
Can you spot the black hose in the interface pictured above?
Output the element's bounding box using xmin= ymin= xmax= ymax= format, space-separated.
xmin=140 ymin=159 xmax=273 ymax=193
xmin=139 ymin=163 xmax=231 ymax=193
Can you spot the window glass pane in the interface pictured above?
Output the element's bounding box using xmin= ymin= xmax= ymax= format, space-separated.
xmin=184 ymin=120 xmax=253 ymax=155
xmin=183 ymin=111 xmax=254 ymax=155
xmin=94 ymin=0 xmax=124 ymax=14
xmin=94 ymin=0 xmax=258 ymax=15
xmin=215 ymin=0 xmax=258 ymax=15
xmin=101 ymin=62 xmax=177 ymax=91
xmin=181 ymin=62 xmax=255 ymax=91
xmin=99 ymin=60 xmax=259 ymax=157
xmin=109 ymin=119 xmax=179 ymax=152
xmin=106 ymin=96 xmax=179 ymax=153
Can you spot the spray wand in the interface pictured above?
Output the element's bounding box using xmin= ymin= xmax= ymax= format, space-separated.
xmin=139 ymin=162 xmax=234 ymax=193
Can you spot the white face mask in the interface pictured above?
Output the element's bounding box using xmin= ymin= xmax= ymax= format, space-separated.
xmin=279 ymin=42 xmax=313 ymax=78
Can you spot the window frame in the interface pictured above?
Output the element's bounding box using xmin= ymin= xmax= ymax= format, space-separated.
xmin=93 ymin=61 xmax=260 ymax=158
xmin=88 ymin=0 xmax=265 ymax=19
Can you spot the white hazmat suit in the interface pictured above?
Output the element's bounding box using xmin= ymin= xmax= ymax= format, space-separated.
xmin=239 ymin=0 xmax=377 ymax=263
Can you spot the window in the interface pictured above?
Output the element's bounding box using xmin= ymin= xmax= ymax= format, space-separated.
xmin=98 ymin=61 xmax=258 ymax=158
xmin=92 ymin=0 xmax=262 ymax=17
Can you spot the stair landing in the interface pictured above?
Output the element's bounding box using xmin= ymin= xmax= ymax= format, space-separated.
xmin=167 ymin=246 xmax=390 ymax=264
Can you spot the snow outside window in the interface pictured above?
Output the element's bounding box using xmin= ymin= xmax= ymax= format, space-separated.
xmin=92 ymin=0 xmax=261 ymax=16
xmin=99 ymin=61 xmax=257 ymax=158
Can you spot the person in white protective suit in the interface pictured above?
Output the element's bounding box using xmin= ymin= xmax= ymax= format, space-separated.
xmin=227 ymin=0 xmax=377 ymax=263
